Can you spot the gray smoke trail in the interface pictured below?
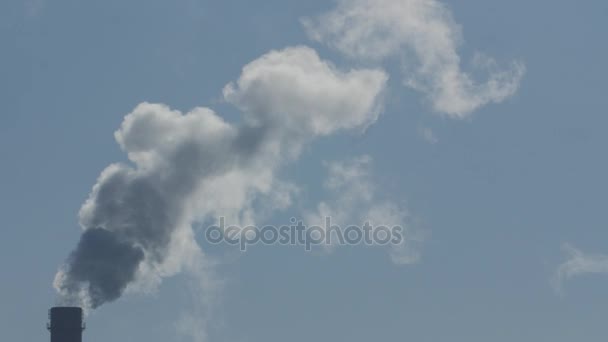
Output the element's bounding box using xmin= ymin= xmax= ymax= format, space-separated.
xmin=54 ymin=46 xmax=387 ymax=309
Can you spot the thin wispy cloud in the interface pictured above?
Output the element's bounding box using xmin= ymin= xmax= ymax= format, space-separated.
xmin=418 ymin=126 xmax=439 ymax=144
xmin=553 ymin=244 xmax=608 ymax=293
xmin=305 ymin=156 xmax=423 ymax=264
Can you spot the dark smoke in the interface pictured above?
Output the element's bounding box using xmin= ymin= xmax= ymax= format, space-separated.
xmin=55 ymin=138 xmax=235 ymax=308
xmin=61 ymin=228 xmax=144 ymax=308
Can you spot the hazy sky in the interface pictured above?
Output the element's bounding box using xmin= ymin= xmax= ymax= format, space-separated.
xmin=2 ymin=1 xmax=608 ymax=342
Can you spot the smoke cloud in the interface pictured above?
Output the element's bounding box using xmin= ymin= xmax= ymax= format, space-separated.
xmin=54 ymin=1 xmax=523 ymax=315
xmin=54 ymin=46 xmax=387 ymax=309
xmin=302 ymin=0 xmax=525 ymax=117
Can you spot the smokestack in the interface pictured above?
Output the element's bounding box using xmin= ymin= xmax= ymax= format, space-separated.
xmin=47 ymin=307 xmax=85 ymax=342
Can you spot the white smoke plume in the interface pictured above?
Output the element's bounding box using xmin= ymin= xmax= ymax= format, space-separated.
xmin=54 ymin=46 xmax=388 ymax=310
xmin=302 ymin=0 xmax=525 ymax=117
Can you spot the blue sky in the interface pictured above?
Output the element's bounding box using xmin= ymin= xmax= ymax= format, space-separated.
xmin=2 ymin=0 xmax=608 ymax=341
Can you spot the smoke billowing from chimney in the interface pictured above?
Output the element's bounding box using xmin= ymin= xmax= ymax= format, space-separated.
xmin=52 ymin=0 xmax=525 ymax=313
xmin=54 ymin=46 xmax=387 ymax=309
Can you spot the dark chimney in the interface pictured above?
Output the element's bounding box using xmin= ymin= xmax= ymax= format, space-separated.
xmin=47 ymin=307 xmax=85 ymax=342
